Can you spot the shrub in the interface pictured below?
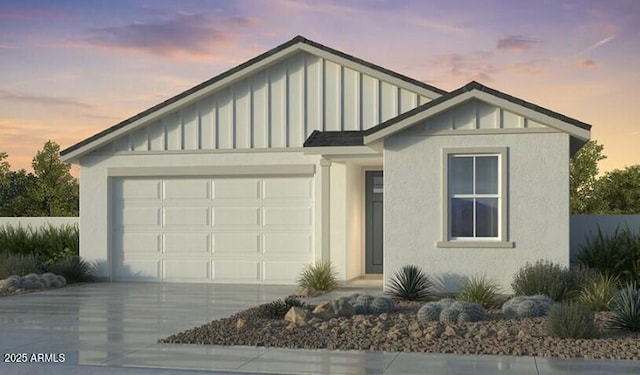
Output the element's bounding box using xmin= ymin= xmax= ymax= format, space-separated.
xmin=502 ymin=295 xmax=554 ymax=318
xmin=608 ymin=282 xmax=640 ymax=331
xmin=416 ymin=302 xmax=441 ymax=322
xmin=0 ymin=253 xmax=43 ymax=278
xmin=254 ymin=297 xmax=306 ymax=320
xmin=0 ymin=224 xmax=79 ymax=263
xmin=297 ymin=260 xmax=339 ymax=292
xmin=46 ymin=256 xmax=93 ymax=283
xmin=576 ymin=225 xmax=640 ymax=284
xmin=577 ymin=272 xmax=619 ymax=311
xmin=370 ymin=296 xmax=395 ymax=314
xmin=546 ymin=302 xmax=596 ymax=339
xmin=457 ymin=275 xmax=501 ymax=308
xmin=511 ymin=260 xmax=576 ymax=301
xmin=417 ymin=298 xmax=486 ymax=324
xmin=386 ymin=264 xmax=436 ymax=301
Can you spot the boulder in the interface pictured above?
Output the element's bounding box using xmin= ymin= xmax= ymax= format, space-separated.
xmin=312 ymin=299 xmax=354 ymax=319
xmin=284 ymin=306 xmax=312 ymax=325
xmin=236 ymin=318 xmax=247 ymax=330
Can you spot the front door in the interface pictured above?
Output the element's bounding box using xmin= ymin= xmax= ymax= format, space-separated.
xmin=365 ymin=171 xmax=383 ymax=274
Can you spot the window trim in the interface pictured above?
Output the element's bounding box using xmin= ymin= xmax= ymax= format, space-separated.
xmin=437 ymin=147 xmax=514 ymax=248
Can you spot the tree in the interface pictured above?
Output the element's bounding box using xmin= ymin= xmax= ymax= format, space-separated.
xmin=29 ymin=141 xmax=79 ymax=216
xmin=0 ymin=141 xmax=78 ymax=216
xmin=570 ymin=140 xmax=607 ymax=214
xmin=595 ymin=165 xmax=640 ymax=214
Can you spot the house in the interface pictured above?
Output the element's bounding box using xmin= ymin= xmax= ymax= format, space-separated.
xmin=60 ymin=36 xmax=591 ymax=290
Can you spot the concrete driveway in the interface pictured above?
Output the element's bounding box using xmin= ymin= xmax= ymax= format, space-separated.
xmin=1 ymin=283 xmax=639 ymax=375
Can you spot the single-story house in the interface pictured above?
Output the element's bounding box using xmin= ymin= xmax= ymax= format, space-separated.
xmin=60 ymin=36 xmax=591 ymax=291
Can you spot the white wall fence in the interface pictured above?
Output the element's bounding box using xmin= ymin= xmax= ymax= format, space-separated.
xmin=0 ymin=217 xmax=79 ymax=230
xmin=570 ymin=215 xmax=640 ymax=260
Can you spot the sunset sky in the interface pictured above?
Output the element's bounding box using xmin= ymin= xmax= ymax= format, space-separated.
xmin=1 ymin=0 xmax=638 ymax=176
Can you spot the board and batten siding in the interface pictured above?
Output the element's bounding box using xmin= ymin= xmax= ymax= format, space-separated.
xmin=99 ymin=51 xmax=432 ymax=153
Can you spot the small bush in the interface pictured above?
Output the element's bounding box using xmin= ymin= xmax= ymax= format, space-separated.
xmin=297 ymin=261 xmax=339 ymax=292
xmin=608 ymin=283 xmax=640 ymax=332
xmin=512 ymin=260 xmax=574 ymax=301
xmin=46 ymin=256 xmax=93 ymax=283
xmin=386 ymin=264 xmax=436 ymax=301
xmin=0 ymin=224 xmax=79 ymax=262
xmin=576 ymin=225 xmax=640 ymax=284
xmin=577 ymin=272 xmax=619 ymax=311
xmin=255 ymin=297 xmax=305 ymax=319
xmin=457 ymin=275 xmax=500 ymax=308
xmin=0 ymin=253 xmax=43 ymax=278
xmin=546 ymin=303 xmax=596 ymax=339
xmin=502 ymin=295 xmax=554 ymax=318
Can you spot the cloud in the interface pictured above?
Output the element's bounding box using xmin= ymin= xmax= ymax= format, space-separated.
xmin=83 ymin=12 xmax=258 ymax=60
xmin=0 ymin=89 xmax=92 ymax=109
xmin=504 ymin=61 xmax=544 ymax=76
xmin=497 ymin=35 xmax=538 ymax=52
xmin=578 ymin=59 xmax=599 ymax=68
xmin=430 ymin=51 xmax=497 ymax=82
xmin=578 ymin=35 xmax=616 ymax=55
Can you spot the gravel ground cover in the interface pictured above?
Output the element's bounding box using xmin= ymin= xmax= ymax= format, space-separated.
xmin=160 ymin=300 xmax=640 ymax=360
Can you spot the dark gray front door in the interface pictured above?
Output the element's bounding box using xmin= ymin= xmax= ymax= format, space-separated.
xmin=365 ymin=171 xmax=383 ymax=274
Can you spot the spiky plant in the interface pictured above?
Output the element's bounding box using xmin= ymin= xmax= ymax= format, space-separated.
xmin=297 ymin=260 xmax=339 ymax=292
xmin=608 ymin=282 xmax=640 ymax=332
xmin=457 ymin=275 xmax=501 ymax=308
xmin=577 ymin=272 xmax=619 ymax=311
xmin=386 ymin=265 xmax=436 ymax=301
xmin=46 ymin=256 xmax=93 ymax=284
xmin=0 ymin=253 xmax=43 ymax=278
xmin=546 ymin=302 xmax=597 ymax=339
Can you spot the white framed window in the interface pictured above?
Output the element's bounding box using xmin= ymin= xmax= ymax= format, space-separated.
xmin=438 ymin=147 xmax=513 ymax=248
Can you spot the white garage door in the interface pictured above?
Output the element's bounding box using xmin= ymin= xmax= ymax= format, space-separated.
xmin=112 ymin=176 xmax=314 ymax=284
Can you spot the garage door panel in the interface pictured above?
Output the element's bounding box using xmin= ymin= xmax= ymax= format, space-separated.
xmin=121 ymin=208 xmax=161 ymax=226
xmin=115 ymin=259 xmax=161 ymax=281
xmin=214 ymin=179 xmax=260 ymax=200
xmin=164 ymin=179 xmax=211 ymax=200
xmin=163 ymin=260 xmax=210 ymax=281
xmin=213 ymin=207 xmax=260 ymax=226
xmin=263 ymin=233 xmax=312 ymax=255
xmin=214 ymin=233 xmax=260 ymax=254
xmin=122 ymin=233 xmax=161 ymax=253
xmin=164 ymin=207 xmax=210 ymax=226
xmin=263 ymin=206 xmax=312 ymax=226
xmin=263 ymin=261 xmax=308 ymax=283
xmin=118 ymin=179 xmax=161 ymax=200
xmin=263 ymin=178 xmax=313 ymax=200
xmin=164 ymin=233 xmax=210 ymax=254
xmin=213 ymin=260 xmax=260 ymax=282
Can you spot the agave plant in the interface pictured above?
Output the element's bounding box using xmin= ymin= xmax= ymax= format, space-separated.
xmin=386 ymin=264 xmax=436 ymax=301
xmin=297 ymin=260 xmax=339 ymax=292
xmin=608 ymin=282 xmax=640 ymax=332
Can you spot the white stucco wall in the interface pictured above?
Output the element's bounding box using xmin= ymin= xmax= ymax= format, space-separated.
xmin=79 ymin=151 xmax=323 ymax=279
xmin=384 ymin=131 xmax=571 ymax=292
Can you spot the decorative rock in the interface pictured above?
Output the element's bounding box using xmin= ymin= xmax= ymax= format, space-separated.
xmin=236 ymin=318 xmax=247 ymax=330
xmin=443 ymin=325 xmax=460 ymax=338
xmin=292 ymin=287 xmax=319 ymax=298
xmin=284 ymin=306 xmax=312 ymax=325
xmin=312 ymin=299 xmax=354 ymax=319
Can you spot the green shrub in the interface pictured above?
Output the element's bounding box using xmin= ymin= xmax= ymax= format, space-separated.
xmin=546 ymin=303 xmax=596 ymax=339
xmin=46 ymin=256 xmax=93 ymax=283
xmin=502 ymin=295 xmax=554 ymax=318
xmin=386 ymin=265 xmax=436 ymax=301
xmin=254 ymin=297 xmax=305 ymax=319
xmin=0 ymin=253 xmax=43 ymax=278
xmin=576 ymin=225 xmax=640 ymax=284
xmin=0 ymin=224 xmax=79 ymax=263
xmin=608 ymin=282 xmax=640 ymax=331
xmin=577 ymin=272 xmax=619 ymax=311
xmin=297 ymin=260 xmax=339 ymax=292
xmin=457 ymin=275 xmax=500 ymax=308
xmin=511 ymin=260 xmax=575 ymax=301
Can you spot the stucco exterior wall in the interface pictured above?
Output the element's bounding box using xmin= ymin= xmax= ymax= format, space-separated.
xmin=79 ymin=151 xmax=323 ymax=279
xmin=384 ymin=131 xmax=570 ymax=292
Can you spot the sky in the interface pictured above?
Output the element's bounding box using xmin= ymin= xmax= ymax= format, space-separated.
xmin=1 ymin=0 xmax=638 ymax=176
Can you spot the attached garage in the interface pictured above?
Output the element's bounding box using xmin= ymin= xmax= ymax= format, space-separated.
xmin=111 ymin=176 xmax=314 ymax=283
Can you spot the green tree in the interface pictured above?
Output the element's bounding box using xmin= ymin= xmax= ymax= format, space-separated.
xmin=29 ymin=140 xmax=79 ymax=216
xmin=0 ymin=170 xmax=39 ymax=216
xmin=570 ymin=140 xmax=607 ymax=214
xmin=595 ymin=165 xmax=640 ymax=214
xmin=0 ymin=152 xmax=10 ymax=191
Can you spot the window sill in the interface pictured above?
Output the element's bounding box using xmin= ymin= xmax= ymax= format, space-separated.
xmin=436 ymin=241 xmax=515 ymax=249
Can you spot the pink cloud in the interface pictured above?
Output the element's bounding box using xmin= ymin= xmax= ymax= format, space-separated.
xmin=0 ymin=89 xmax=92 ymax=109
xmin=579 ymin=59 xmax=599 ymax=68
xmin=497 ymin=35 xmax=539 ymax=52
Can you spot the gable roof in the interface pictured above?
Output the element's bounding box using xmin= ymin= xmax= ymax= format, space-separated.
xmin=363 ymin=81 xmax=591 ymax=144
xmin=60 ymin=35 xmax=446 ymax=161
xmin=303 ymin=130 xmax=364 ymax=147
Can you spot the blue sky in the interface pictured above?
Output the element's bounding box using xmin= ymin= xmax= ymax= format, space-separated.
xmin=1 ymin=0 xmax=638 ymax=173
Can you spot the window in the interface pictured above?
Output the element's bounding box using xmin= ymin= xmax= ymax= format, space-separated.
xmin=439 ymin=147 xmax=512 ymax=248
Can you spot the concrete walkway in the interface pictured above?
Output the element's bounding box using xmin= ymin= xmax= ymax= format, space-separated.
xmin=0 ymin=283 xmax=638 ymax=375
